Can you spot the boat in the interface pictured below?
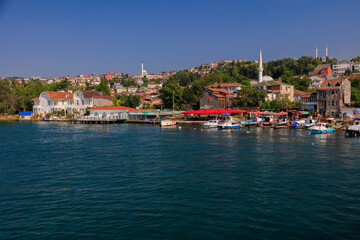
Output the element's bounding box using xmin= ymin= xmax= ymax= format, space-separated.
xmin=302 ymin=119 xmax=317 ymax=128
xmin=160 ymin=118 xmax=176 ymax=127
xmin=324 ymin=118 xmax=336 ymax=127
xmin=273 ymin=119 xmax=289 ymax=127
xmin=202 ymin=118 xmax=219 ymax=128
xmin=309 ymin=122 xmax=334 ymax=134
xmin=345 ymin=118 xmax=360 ymax=136
xmin=292 ymin=119 xmax=306 ymax=128
xmin=217 ymin=116 xmax=241 ymax=129
xmin=245 ymin=116 xmax=262 ymax=127
xmin=262 ymin=116 xmax=277 ymax=126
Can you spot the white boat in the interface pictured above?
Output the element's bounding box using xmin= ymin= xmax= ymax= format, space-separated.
xmin=345 ymin=118 xmax=360 ymax=136
xmin=309 ymin=123 xmax=334 ymax=134
xmin=292 ymin=119 xmax=306 ymax=128
xmin=273 ymin=119 xmax=289 ymax=127
xmin=160 ymin=119 xmax=176 ymax=127
xmin=302 ymin=119 xmax=317 ymax=128
xmin=245 ymin=117 xmax=262 ymax=127
xmin=202 ymin=118 xmax=219 ymax=128
xmin=217 ymin=116 xmax=241 ymax=129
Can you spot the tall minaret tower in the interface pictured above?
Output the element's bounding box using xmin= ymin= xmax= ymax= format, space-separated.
xmin=315 ymin=46 xmax=318 ymax=59
xmin=326 ymin=45 xmax=328 ymax=58
xmin=258 ymin=49 xmax=263 ymax=83
xmin=141 ymin=61 xmax=144 ymax=75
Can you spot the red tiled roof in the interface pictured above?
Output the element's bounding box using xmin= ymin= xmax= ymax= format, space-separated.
xmin=317 ymin=87 xmax=340 ymax=90
xmin=294 ymin=90 xmax=309 ymax=96
xmin=32 ymin=97 xmax=39 ymax=100
xmin=45 ymin=91 xmax=73 ymax=100
xmin=206 ymin=83 xmax=243 ymax=88
xmin=320 ymin=78 xmax=346 ymax=87
xmin=207 ymin=88 xmax=232 ymax=94
xmin=213 ymin=94 xmax=225 ymax=98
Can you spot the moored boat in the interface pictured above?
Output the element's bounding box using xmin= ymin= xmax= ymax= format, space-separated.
xmin=273 ymin=119 xmax=289 ymax=127
xmin=245 ymin=116 xmax=262 ymax=127
xmin=218 ymin=116 xmax=241 ymax=129
xmin=309 ymin=122 xmax=334 ymax=134
xmin=262 ymin=116 xmax=277 ymax=126
xmin=202 ymin=118 xmax=219 ymax=128
xmin=302 ymin=119 xmax=317 ymax=128
xmin=324 ymin=118 xmax=336 ymax=127
xmin=292 ymin=119 xmax=306 ymax=128
xmin=160 ymin=118 xmax=176 ymax=127
xmin=345 ymin=118 xmax=360 ymax=136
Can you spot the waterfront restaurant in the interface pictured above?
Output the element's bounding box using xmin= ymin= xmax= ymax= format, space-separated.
xmin=88 ymin=106 xmax=134 ymax=119
xmin=128 ymin=110 xmax=182 ymax=121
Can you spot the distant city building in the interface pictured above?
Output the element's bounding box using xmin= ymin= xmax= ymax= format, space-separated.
xmin=354 ymin=61 xmax=360 ymax=71
xmin=332 ymin=60 xmax=352 ymax=74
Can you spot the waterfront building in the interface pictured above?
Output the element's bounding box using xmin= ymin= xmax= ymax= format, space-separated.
xmin=199 ymin=88 xmax=233 ymax=109
xmin=32 ymin=90 xmax=114 ymax=115
xmin=89 ymin=106 xmax=134 ymax=119
xmin=294 ymin=90 xmax=317 ymax=110
xmin=316 ymin=78 xmax=351 ymax=117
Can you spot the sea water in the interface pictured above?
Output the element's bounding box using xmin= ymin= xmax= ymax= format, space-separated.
xmin=0 ymin=121 xmax=359 ymax=239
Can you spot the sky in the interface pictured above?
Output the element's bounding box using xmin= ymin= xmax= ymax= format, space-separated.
xmin=0 ymin=0 xmax=359 ymax=78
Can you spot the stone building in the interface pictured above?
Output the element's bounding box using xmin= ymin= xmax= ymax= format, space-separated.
xmin=199 ymin=88 xmax=233 ymax=109
xmin=317 ymin=78 xmax=351 ymax=116
xmin=253 ymin=80 xmax=294 ymax=102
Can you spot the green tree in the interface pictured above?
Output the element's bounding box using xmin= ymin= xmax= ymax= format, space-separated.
xmin=95 ymin=77 xmax=110 ymax=95
xmin=234 ymin=86 xmax=266 ymax=107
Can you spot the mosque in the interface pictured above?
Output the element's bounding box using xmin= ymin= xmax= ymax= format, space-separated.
xmin=258 ymin=50 xmax=273 ymax=83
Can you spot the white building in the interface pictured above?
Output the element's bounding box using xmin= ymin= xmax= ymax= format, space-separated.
xmin=332 ymin=60 xmax=351 ymax=74
xmin=32 ymin=90 xmax=114 ymax=115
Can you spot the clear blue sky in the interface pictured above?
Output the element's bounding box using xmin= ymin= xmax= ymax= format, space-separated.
xmin=0 ymin=0 xmax=359 ymax=78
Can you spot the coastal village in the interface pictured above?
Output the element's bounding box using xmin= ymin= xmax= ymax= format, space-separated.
xmin=2 ymin=48 xmax=360 ymax=135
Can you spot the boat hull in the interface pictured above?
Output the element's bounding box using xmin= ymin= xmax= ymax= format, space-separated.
xmin=309 ymin=128 xmax=334 ymax=134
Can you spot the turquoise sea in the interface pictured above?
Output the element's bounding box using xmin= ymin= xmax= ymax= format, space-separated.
xmin=0 ymin=121 xmax=359 ymax=239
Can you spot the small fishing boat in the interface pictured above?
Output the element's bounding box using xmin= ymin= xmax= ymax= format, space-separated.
xmin=302 ymin=119 xmax=317 ymax=128
xmin=292 ymin=119 xmax=306 ymax=128
xmin=273 ymin=119 xmax=289 ymax=127
xmin=202 ymin=118 xmax=219 ymax=128
xmin=245 ymin=116 xmax=262 ymax=127
xmin=218 ymin=116 xmax=241 ymax=129
xmin=262 ymin=116 xmax=277 ymax=126
xmin=160 ymin=118 xmax=176 ymax=127
xmin=309 ymin=123 xmax=334 ymax=134
xmin=345 ymin=118 xmax=360 ymax=137
xmin=324 ymin=118 xmax=336 ymax=127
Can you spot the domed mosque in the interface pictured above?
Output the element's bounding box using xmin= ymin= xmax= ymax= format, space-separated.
xmin=262 ymin=75 xmax=273 ymax=82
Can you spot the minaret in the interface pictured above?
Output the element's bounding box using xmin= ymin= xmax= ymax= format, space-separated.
xmin=258 ymin=49 xmax=263 ymax=83
xmin=326 ymin=45 xmax=328 ymax=58
xmin=316 ymin=46 xmax=318 ymax=59
xmin=141 ymin=61 xmax=144 ymax=75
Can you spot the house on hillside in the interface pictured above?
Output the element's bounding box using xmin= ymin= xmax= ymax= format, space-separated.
xmin=205 ymin=83 xmax=243 ymax=94
xmin=253 ymin=80 xmax=294 ymax=101
xmin=199 ymin=88 xmax=233 ymax=109
xmin=32 ymin=90 xmax=114 ymax=115
xmin=317 ymin=78 xmax=351 ymax=116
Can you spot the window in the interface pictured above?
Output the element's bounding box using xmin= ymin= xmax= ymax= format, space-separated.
xmin=332 ymin=101 xmax=334 ymax=106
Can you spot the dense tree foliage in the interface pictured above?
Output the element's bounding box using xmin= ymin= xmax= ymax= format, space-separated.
xmin=113 ymin=94 xmax=141 ymax=108
xmin=233 ymin=86 xmax=266 ymax=108
xmin=350 ymin=77 xmax=360 ymax=106
xmin=259 ymin=95 xmax=303 ymax=112
xmin=281 ymin=76 xmax=312 ymax=92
